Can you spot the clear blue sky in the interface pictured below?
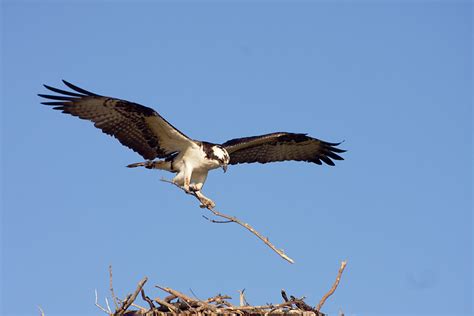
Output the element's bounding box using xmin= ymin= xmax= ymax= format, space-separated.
xmin=1 ymin=1 xmax=472 ymax=315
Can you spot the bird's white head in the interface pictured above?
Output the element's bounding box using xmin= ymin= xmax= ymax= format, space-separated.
xmin=211 ymin=145 xmax=230 ymax=172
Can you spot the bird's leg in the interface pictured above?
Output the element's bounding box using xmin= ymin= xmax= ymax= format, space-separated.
xmin=183 ymin=176 xmax=191 ymax=192
xmin=172 ymin=167 xmax=192 ymax=193
xmin=188 ymin=171 xmax=212 ymax=207
xmin=178 ymin=162 xmax=193 ymax=192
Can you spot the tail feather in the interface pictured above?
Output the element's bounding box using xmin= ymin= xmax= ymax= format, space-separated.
xmin=126 ymin=160 xmax=172 ymax=171
xmin=126 ymin=162 xmax=148 ymax=168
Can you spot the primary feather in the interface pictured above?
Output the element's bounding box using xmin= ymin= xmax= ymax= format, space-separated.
xmin=222 ymin=132 xmax=345 ymax=166
xmin=39 ymin=80 xmax=193 ymax=160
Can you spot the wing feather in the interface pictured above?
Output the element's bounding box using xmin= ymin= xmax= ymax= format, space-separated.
xmin=222 ymin=132 xmax=345 ymax=166
xmin=39 ymin=80 xmax=195 ymax=160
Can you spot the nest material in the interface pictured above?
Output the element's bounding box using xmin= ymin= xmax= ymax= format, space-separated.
xmin=116 ymin=286 xmax=325 ymax=316
xmin=98 ymin=262 xmax=347 ymax=316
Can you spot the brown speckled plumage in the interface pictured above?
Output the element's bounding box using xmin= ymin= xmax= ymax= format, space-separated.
xmin=221 ymin=132 xmax=345 ymax=166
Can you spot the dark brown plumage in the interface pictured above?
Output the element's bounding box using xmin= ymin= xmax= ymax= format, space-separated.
xmin=39 ymin=80 xmax=192 ymax=160
xmin=221 ymin=132 xmax=345 ymax=166
xmin=40 ymin=81 xmax=345 ymax=169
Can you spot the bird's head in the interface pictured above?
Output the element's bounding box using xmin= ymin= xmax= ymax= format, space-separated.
xmin=212 ymin=145 xmax=230 ymax=172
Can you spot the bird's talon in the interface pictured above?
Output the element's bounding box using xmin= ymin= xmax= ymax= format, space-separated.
xmin=199 ymin=198 xmax=215 ymax=209
xmin=144 ymin=161 xmax=154 ymax=169
xmin=189 ymin=184 xmax=199 ymax=192
xmin=182 ymin=186 xmax=193 ymax=194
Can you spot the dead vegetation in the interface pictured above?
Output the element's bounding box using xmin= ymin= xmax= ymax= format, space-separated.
xmin=96 ymin=262 xmax=347 ymax=316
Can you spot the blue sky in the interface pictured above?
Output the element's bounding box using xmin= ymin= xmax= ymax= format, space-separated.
xmin=1 ymin=1 xmax=472 ymax=315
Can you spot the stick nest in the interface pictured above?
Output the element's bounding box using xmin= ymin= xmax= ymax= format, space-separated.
xmin=95 ymin=262 xmax=347 ymax=316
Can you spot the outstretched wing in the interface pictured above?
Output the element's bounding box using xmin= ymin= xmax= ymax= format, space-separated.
xmin=39 ymin=80 xmax=196 ymax=160
xmin=221 ymin=132 xmax=345 ymax=166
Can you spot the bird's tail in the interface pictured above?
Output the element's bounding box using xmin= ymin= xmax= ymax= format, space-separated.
xmin=126 ymin=161 xmax=148 ymax=168
xmin=126 ymin=160 xmax=172 ymax=171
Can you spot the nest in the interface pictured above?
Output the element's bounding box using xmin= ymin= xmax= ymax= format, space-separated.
xmin=95 ymin=262 xmax=347 ymax=316
xmin=112 ymin=283 xmax=325 ymax=316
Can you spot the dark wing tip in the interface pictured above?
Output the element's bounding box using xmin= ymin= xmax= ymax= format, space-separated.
xmin=317 ymin=139 xmax=346 ymax=166
xmin=322 ymin=140 xmax=346 ymax=152
xmin=42 ymin=83 xmax=86 ymax=97
xmin=61 ymin=80 xmax=98 ymax=96
xmin=41 ymin=101 xmax=66 ymax=106
xmin=40 ymin=80 xmax=102 ymax=106
xmin=327 ymin=151 xmax=344 ymax=161
xmin=38 ymin=93 xmax=75 ymax=101
xmin=319 ymin=155 xmax=335 ymax=166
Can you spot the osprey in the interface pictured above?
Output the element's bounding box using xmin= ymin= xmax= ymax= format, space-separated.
xmin=40 ymin=81 xmax=345 ymax=208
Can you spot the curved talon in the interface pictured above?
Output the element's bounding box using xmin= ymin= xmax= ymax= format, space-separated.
xmin=183 ymin=187 xmax=193 ymax=194
xmin=199 ymin=198 xmax=216 ymax=209
xmin=189 ymin=184 xmax=200 ymax=192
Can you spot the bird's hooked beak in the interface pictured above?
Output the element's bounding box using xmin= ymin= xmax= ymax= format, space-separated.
xmin=222 ymin=164 xmax=228 ymax=173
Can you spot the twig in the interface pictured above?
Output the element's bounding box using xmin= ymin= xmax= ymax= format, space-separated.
xmin=281 ymin=289 xmax=289 ymax=302
xmin=161 ymin=178 xmax=295 ymax=264
xmin=154 ymin=297 xmax=179 ymax=313
xmin=156 ymin=285 xmax=218 ymax=312
xmin=130 ymin=303 xmax=146 ymax=311
xmin=204 ymin=294 xmax=235 ymax=309
xmin=316 ymin=260 xmax=348 ymax=311
xmin=155 ymin=285 xmax=197 ymax=311
xmin=202 ymin=215 xmax=233 ymax=223
xmin=238 ymin=289 xmax=249 ymax=306
xmin=38 ymin=306 xmax=45 ymax=316
xmin=267 ymin=301 xmax=295 ymax=313
xmin=164 ymin=294 xmax=177 ymax=303
xmin=205 ymin=294 xmax=232 ymax=303
xmin=116 ymin=277 xmax=148 ymax=315
xmin=156 ymin=285 xmax=195 ymax=304
xmin=189 ymin=288 xmax=200 ymax=300
xmin=290 ymin=295 xmax=312 ymax=311
xmin=116 ymin=298 xmax=147 ymax=312
xmin=219 ymin=301 xmax=293 ymax=311
xmin=141 ymin=289 xmax=155 ymax=310
xmin=238 ymin=289 xmax=244 ymax=306
xmin=105 ymin=298 xmax=112 ymax=314
xmin=109 ymin=265 xmax=119 ymax=309
xmin=95 ymin=289 xmax=110 ymax=314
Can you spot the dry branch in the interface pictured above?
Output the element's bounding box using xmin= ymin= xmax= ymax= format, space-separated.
xmin=95 ymin=289 xmax=111 ymax=314
xmin=141 ymin=289 xmax=155 ymax=310
xmin=116 ymin=277 xmax=148 ymax=315
xmin=238 ymin=288 xmax=248 ymax=306
xmin=316 ymin=260 xmax=347 ymax=311
xmin=37 ymin=306 xmax=45 ymax=316
xmin=153 ymin=297 xmax=178 ymax=313
xmin=161 ymin=178 xmax=295 ymax=264
xmin=109 ymin=265 xmax=119 ymax=309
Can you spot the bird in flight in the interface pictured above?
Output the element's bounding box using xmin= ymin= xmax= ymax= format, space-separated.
xmin=40 ymin=81 xmax=345 ymax=208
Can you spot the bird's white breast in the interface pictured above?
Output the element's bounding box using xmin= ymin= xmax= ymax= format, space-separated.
xmin=180 ymin=145 xmax=221 ymax=171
